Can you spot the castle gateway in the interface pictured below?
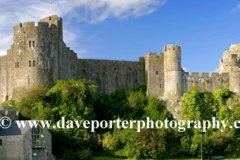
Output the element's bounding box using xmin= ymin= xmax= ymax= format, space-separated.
xmin=0 ymin=15 xmax=240 ymax=107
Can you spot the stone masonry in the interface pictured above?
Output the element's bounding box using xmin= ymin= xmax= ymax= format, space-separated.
xmin=0 ymin=122 xmax=54 ymax=160
xmin=0 ymin=15 xmax=240 ymax=116
xmin=0 ymin=15 xmax=145 ymax=103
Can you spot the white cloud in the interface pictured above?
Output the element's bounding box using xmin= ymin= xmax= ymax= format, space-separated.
xmin=63 ymin=29 xmax=78 ymax=44
xmin=212 ymin=68 xmax=219 ymax=73
xmin=182 ymin=67 xmax=188 ymax=72
xmin=65 ymin=0 xmax=167 ymax=23
xmin=0 ymin=0 xmax=167 ymax=56
xmin=232 ymin=4 xmax=240 ymax=12
xmin=75 ymin=49 xmax=89 ymax=59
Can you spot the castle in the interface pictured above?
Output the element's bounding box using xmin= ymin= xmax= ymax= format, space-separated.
xmin=0 ymin=15 xmax=240 ymax=111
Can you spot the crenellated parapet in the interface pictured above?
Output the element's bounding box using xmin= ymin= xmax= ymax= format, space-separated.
xmin=163 ymin=44 xmax=181 ymax=71
xmin=39 ymin=15 xmax=63 ymax=40
xmin=4 ymin=15 xmax=240 ymax=120
xmin=163 ymin=44 xmax=181 ymax=54
xmin=187 ymin=72 xmax=229 ymax=92
xmin=14 ymin=20 xmax=59 ymax=36
xmin=0 ymin=15 xmax=67 ymax=101
xmin=139 ymin=57 xmax=145 ymax=63
xmin=144 ymin=44 xmax=184 ymax=99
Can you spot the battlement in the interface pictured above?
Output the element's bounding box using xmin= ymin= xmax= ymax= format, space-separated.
xmin=13 ymin=15 xmax=63 ymax=42
xmin=14 ymin=20 xmax=56 ymax=29
xmin=223 ymin=51 xmax=230 ymax=55
xmin=139 ymin=57 xmax=145 ymax=63
xmin=39 ymin=15 xmax=62 ymax=27
xmin=191 ymin=72 xmax=199 ymax=77
xmin=23 ymin=21 xmax=35 ymax=28
xmin=221 ymin=72 xmax=229 ymax=78
xmin=202 ymin=72 xmax=209 ymax=77
xmin=211 ymin=72 xmax=220 ymax=77
xmin=4 ymin=15 xmax=240 ymax=117
xmin=146 ymin=52 xmax=157 ymax=56
xmin=40 ymin=15 xmax=63 ymax=40
xmin=187 ymin=72 xmax=230 ymax=83
xmin=14 ymin=19 xmax=60 ymax=30
xmin=188 ymin=72 xmax=224 ymax=78
xmin=14 ymin=21 xmax=50 ymax=32
xmin=163 ymin=44 xmax=181 ymax=52
xmin=14 ymin=23 xmax=23 ymax=29
xmin=145 ymin=52 xmax=160 ymax=60
xmin=230 ymin=44 xmax=240 ymax=51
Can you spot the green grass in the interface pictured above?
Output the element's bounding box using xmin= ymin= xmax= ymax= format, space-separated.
xmin=92 ymin=156 xmax=200 ymax=160
xmin=92 ymin=156 xmax=240 ymax=160
xmin=92 ymin=156 xmax=127 ymax=160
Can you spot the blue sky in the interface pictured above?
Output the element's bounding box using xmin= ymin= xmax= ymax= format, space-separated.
xmin=1 ymin=0 xmax=240 ymax=74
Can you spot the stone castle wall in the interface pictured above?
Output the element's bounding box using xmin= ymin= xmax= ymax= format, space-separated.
xmin=145 ymin=52 xmax=164 ymax=98
xmin=0 ymin=52 xmax=14 ymax=103
xmin=144 ymin=43 xmax=235 ymax=114
xmin=76 ymin=59 xmax=145 ymax=93
xmin=0 ymin=15 xmax=146 ymax=103
xmin=187 ymin=72 xmax=229 ymax=92
xmin=1 ymin=15 xmax=240 ymax=109
xmin=0 ymin=17 xmax=62 ymax=102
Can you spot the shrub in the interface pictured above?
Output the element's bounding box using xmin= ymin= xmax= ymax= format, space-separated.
xmin=79 ymin=149 xmax=92 ymax=160
xmin=102 ymin=132 xmax=120 ymax=151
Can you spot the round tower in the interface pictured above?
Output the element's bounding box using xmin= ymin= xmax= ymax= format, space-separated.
xmin=219 ymin=44 xmax=240 ymax=95
xmin=163 ymin=44 xmax=182 ymax=97
xmin=12 ymin=16 xmax=60 ymax=99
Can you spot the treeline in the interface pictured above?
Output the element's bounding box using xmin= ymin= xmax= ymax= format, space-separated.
xmin=2 ymin=79 xmax=240 ymax=159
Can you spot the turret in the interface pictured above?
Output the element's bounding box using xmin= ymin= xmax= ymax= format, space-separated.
xmin=11 ymin=16 xmax=61 ymax=99
xmin=163 ymin=44 xmax=182 ymax=97
xmin=219 ymin=44 xmax=240 ymax=95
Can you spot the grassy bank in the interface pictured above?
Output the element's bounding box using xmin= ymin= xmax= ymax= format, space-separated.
xmin=92 ymin=156 xmax=200 ymax=160
xmin=92 ymin=156 xmax=240 ymax=160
